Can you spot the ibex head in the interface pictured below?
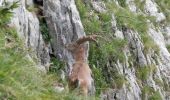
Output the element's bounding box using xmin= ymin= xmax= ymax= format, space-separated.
xmin=65 ymin=35 xmax=99 ymax=61
xmin=65 ymin=35 xmax=98 ymax=51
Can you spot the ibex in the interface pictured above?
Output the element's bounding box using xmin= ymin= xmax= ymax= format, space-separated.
xmin=66 ymin=35 xmax=98 ymax=96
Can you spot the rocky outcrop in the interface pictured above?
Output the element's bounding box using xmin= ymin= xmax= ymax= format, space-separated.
xmin=144 ymin=0 xmax=165 ymax=22
xmin=99 ymin=0 xmax=170 ymax=100
xmin=44 ymin=0 xmax=86 ymax=67
xmin=2 ymin=0 xmax=170 ymax=99
xmin=43 ymin=0 xmax=95 ymax=94
xmin=2 ymin=0 xmax=50 ymax=72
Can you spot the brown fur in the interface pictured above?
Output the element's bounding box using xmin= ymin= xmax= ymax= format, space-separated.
xmin=69 ymin=45 xmax=92 ymax=96
xmin=67 ymin=35 xmax=98 ymax=96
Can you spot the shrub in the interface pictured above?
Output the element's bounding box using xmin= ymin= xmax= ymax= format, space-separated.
xmin=91 ymin=65 xmax=109 ymax=95
xmin=114 ymin=74 xmax=125 ymax=89
xmin=0 ymin=1 xmax=19 ymax=26
xmin=136 ymin=66 xmax=150 ymax=81
xmin=0 ymin=2 xmax=100 ymax=99
xmin=117 ymin=0 xmax=127 ymax=7
xmin=40 ymin=20 xmax=51 ymax=42
xmin=149 ymin=91 xmax=162 ymax=100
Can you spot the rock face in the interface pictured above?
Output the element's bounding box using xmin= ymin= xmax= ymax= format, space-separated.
xmin=2 ymin=0 xmax=50 ymax=72
xmin=100 ymin=0 xmax=170 ymax=100
xmin=43 ymin=0 xmax=87 ymax=71
xmin=2 ymin=0 xmax=170 ymax=99
xmin=43 ymin=0 xmax=95 ymax=94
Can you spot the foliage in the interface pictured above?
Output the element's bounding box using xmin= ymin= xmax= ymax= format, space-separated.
xmin=49 ymin=57 xmax=65 ymax=73
xmin=75 ymin=0 xmax=112 ymax=34
xmin=75 ymin=0 xmax=88 ymax=19
xmin=134 ymin=0 xmax=146 ymax=12
xmin=0 ymin=25 xmax=49 ymax=99
xmin=48 ymin=57 xmax=67 ymax=86
xmin=0 ymin=1 xmax=19 ymax=26
xmin=149 ymin=91 xmax=162 ymax=100
xmin=141 ymin=33 xmax=159 ymax=54
xmin=26 ymin=5 xmax=39 ymax=12
xmin=0 ymin=2 xmax=99 ymax=99
xmin=141 ymin=86 xmax=153 ymax=100
xmin=91 ymin=65 xmax=109 ymax=95
xmin=113 ymin=74 xmax=125 ymax=89
xmin=76 ymin=0 xmax=161 ymax=97
xmin=83 ymin=16 xmax=102 ymax=33
xmin=141 ymin=85 xmax=162 ymax=100
xmin=76 ymin=0 xmax=127 ymax=94
xmin=166 ymin=44 xmax=170 ymax=52
xmin=40 ymin=20 xmax=51 ymax=42
xmin=154 ymin=78 xmax=163 ymax=87
xmin=0 ymin=2 xmax=53 ymax=99
xmin=89 ymin=38 xmax=127 ymax=65
xmin=117 ymin=0 xmax=127 ymax=8
xmin=106 ymin=1 xmax=159 ymax=53
xmin=89 ymin=38 xmax=126 ymax=93
xmin=162 ymin=78 xmax=170 ymax=91
xmin=136 ymin=66 xmax=150 ymax=81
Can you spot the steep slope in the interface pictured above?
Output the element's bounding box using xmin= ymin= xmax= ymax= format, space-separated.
xmin=1 ymin=0 xmax=170 ymax=100
xmin=74 ymin=0 xmax=170 ymax=100
xmin=44 ymin=0 xmax=170 ymax=99
xmin=0 ymin=1 xmax=95 ymax=100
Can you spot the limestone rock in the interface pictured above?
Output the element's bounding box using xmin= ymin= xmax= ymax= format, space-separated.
xmin=91 ymin=1 xmax=107 ymax=13
xmin=144 ymin=0 xmax=166 ymax=22
xmin=43 ymin=0 xmax=95 ymax=94
xmin=2 ymin=0 xmax=170 ymax=99
xmin=5 ymin=0 xmax=50 ymax=72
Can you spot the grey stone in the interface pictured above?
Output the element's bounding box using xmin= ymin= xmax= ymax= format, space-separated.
xmin=144 ymin=0 xmax=166 ymax=22
xmin=3 ymin=0 xmax=170 ymax=99
xmin=91 ymin=1 xmax=106 ymax=13
xmin=44 ymin=0 xmax=95 ymax=95
xmin=7 ymin=0 xmax=50 ymax=72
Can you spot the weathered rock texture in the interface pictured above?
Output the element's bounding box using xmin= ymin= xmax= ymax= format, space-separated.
xmin=98 ymin=0 xmax=170 ymax=100
xmin=2 ymin=0 xmax=170 ymax=99
xmin=1 ymin=0 xmax=50 ymax=72
xmin=43 ymin=0 xmax=87 ymax=71
xmin=43 ymin=0 xmax=95 ymax=94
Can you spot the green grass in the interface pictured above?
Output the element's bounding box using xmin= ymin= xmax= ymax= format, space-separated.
xmin=0 ymin=2 xmax=100 ymax=99
xmin=149 ymin=91 xmax=162 ymax=100
xmin=166 ymin=44 xmax=170 ymax=52
xmin=141 ymin=86 xmax=153 ymax=100
xmin=154 ymin=78 xmax=163 ymax=87
xmin=113 ymin=74 xmax=125 ymax=89
xmin=76 ymin=0 xmax=112 ymax=34
xmin=0 ymin=23 xmax=68 ymax=99
xmin=0 ymin=27 xmax=49 ymax=99
xmin=0 ymin=1 xmax=19 ymax=26
xmin=91 ymin=65 xmax=109 ymax=95
xmin=40 ymin=20 xmax=51 ymax=42
xmin=26 ymin=5 xmax=38 ymax=12
xmin=117 ymin=0 xmax=127 ymax=8
xmin=106 ymin=1 xmax=159 ymax=54
xmin=134 ymin=0 xmax=146 ymax=12
xmin=88 ymin=38 xmax=127 ymax=95
xmin=162 ymin=78 xmax=170 ymax=91
xmin=136 ymin=66 xmax=150 ymax=81
xmin=141 ymin=85 xmax=162 ymax=100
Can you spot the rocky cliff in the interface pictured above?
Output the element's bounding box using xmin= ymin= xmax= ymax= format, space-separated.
xmin=1 ymin=0 xmax=170 ymax=100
